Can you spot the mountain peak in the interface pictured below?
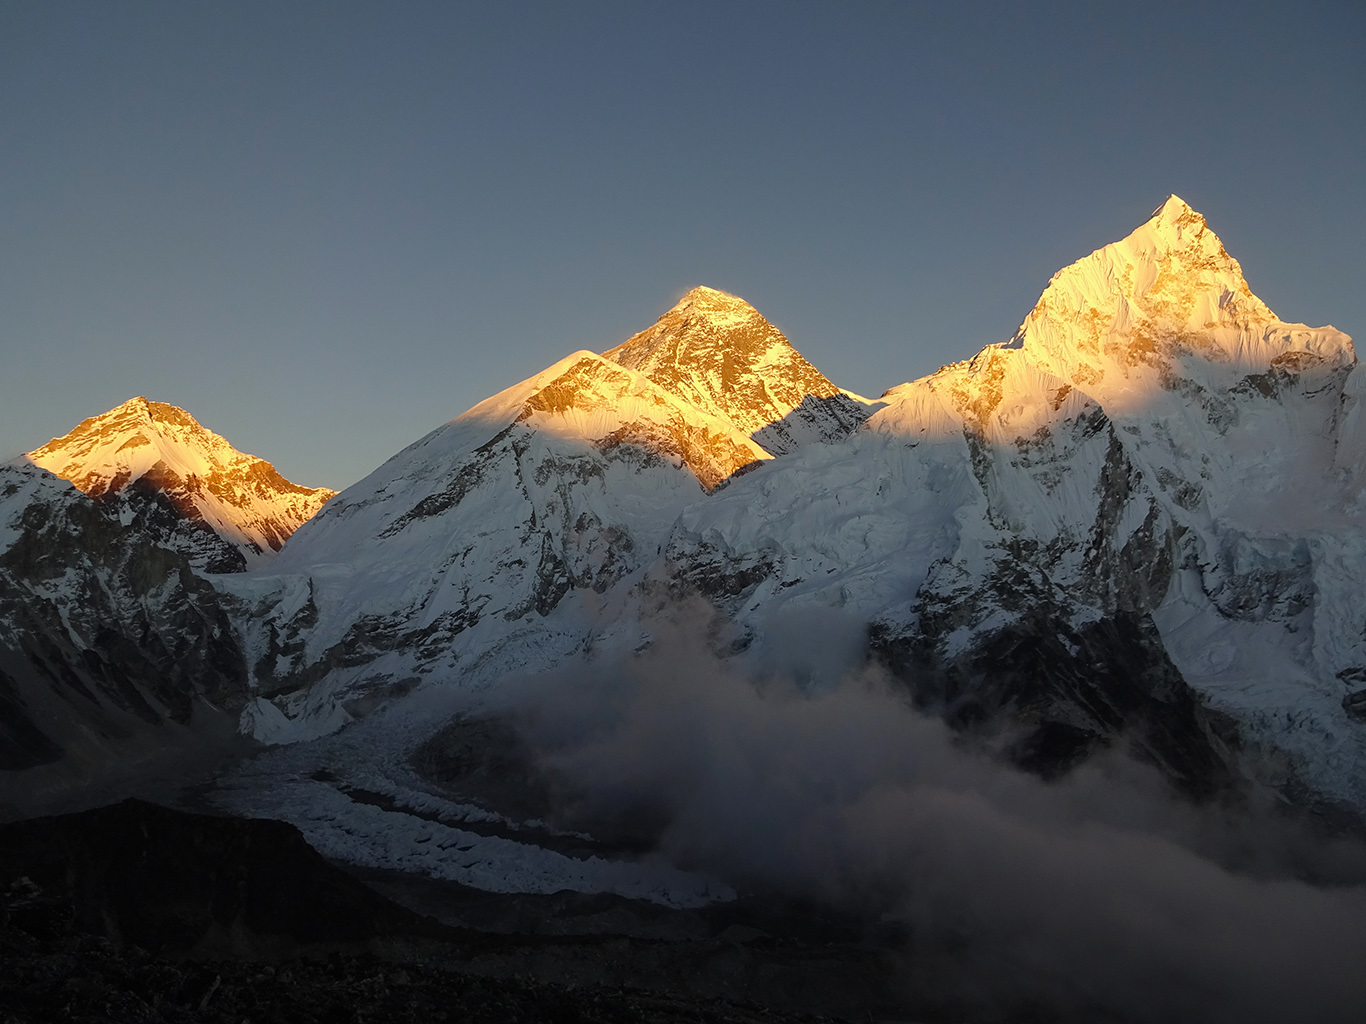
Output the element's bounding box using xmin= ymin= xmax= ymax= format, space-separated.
xmin=26 ymin=398 xmax=335 ymax=569
xmin=50 ymin=395 xmax=219 ymax=442
xmin=1130 ymin=192 xmax=1216 ymax=255
xmin=1150 ymin=193 xmax=1199 ymax=224
xmin=117 ymin=395 xmax=152 ymax=414
xmin=680 ymin=285 xmax=742 ymax=302
xmin=1006 ymin=197 xmax=1349 ymax=399
xmin=603 ymin=289 xmax=848 ymax=445
xmin=672 ymin=284 xmax=757 ymax=311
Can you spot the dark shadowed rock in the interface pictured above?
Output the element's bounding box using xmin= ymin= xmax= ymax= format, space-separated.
xmin=0 ymin=802 xmax=855 ymax=1024
xmin=0 ymin=799 xmax=443 ymax=956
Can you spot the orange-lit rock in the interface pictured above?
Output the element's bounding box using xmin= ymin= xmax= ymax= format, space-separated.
xmin=27 ymin=397 xmax=335 ymax=571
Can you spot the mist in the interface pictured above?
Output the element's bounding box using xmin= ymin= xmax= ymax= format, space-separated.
xmin=490 ymin=605 xmax=1366 ymax=1023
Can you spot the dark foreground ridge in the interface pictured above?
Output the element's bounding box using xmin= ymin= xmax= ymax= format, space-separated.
xmin=0 ymin=798 xmax=440 ymax=956
xmin=0 ymin=800 xmax=850 ymax=1023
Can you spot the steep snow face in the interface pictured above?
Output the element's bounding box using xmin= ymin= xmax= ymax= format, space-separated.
xmin=664 ymin=342 xmax=1214 ymax=785
xmin=461 ymin=350 xmax=772 ymax=490
xmin=230 ymin=352 xmax=775 ymax=738
xmin=668 ymin=340 xmax=1157 ymax=631
xmin=232 ymin=295 xmax=871 ymax=740
xmin=604 ymin=286 xmax=872 ymax=453
xmin=26 ymin=397 xmax=335 ymax=572
xmin=987 ymin=198 xmax=1366 ymax=803
xmin=1012 ymin=195 xmax=1351 ymax=409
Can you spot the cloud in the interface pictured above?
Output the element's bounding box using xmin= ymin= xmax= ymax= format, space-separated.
xmin=494 ymin=604 xmax=1366 ymax=1023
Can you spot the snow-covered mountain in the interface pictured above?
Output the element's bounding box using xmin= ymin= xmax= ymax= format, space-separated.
xmin=26 ymin=397 xmax=335 ymax=572
xmin=0 ymin=461 xmax=248 ymax=783
xmin=221 ymin=337 xmax=811 ymax=741
xmin=663 ymin=196 xmax=1366 ymax=806
xmin=220 ymin=197 xmax=1366 ymax=817
xmin=5 ymin=197 xmax=1364 ymax=833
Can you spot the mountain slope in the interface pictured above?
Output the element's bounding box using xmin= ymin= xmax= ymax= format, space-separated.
xmin=12 ymin=199 xmax=1355 ymax=826
xmin=224 ymin=351 xmax=777 ymax=739
xmin=221 ymin=203 xmax=1366 ymax=812
xmin=0 ymin=461 xmax=248 ymax=794
xmin=27 ymin=397 xmax=335 ymax=572
xmin=4 ymin=195 xmax=1355 ymax=948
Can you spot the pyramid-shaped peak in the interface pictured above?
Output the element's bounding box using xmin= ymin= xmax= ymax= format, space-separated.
xmin=29 ymin=396 xmax=157 ymax=455
xmin=603 ymin=288 xmax=845 ymax=441
xmin=26 ymin=396 xmax=335 ymax=569
xmin=1151 ymin=193 xmax=1200 ymax=224
xmin=663 ymin=285 xmax=766 ymax=326
xmin=1132 ymin=193 xmax=1217 ymax=252
xmin=76 ymin=396 xmax=209 ymax=434
xmin=90 ymin=395 xmax=154 ymax=425
xmin=606 ymin=286 xmax=802 ymax=367
xmin=683 ymin=285 xmax=734 ymax=300
xmin=1002 ymin=196 xmax=1352 ymax=395
xmin=30 ymin=397 xmax=266 ymax=490
xmin=675 ymin=284 xmax=754 ymax=306
xmin=607 ymin=287 xmax=784 ymax=367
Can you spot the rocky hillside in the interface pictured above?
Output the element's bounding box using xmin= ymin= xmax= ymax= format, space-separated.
xmin=0 ymin=463 xmax=248 ymax=783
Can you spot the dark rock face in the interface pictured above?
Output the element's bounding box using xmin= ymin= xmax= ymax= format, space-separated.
xmin=0 ymin=466 xmax=249 ymax=771
xmin=108 ymin=483 xmax=249 ymax=574
xmin=871 ymin=611 xmax=1241 ymax=797
xmin=0 ymin=665 xmax=64 ymax=770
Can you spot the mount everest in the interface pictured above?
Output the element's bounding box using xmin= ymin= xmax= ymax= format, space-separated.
xmin=3 ymin=194 xmax=1365 ymax=827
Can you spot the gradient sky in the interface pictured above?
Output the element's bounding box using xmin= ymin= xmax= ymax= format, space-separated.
xmin=2 ymin=1 xmax=1363 ymax=489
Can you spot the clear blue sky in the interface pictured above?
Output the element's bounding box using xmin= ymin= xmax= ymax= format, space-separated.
xmin=3 ymin=1 xmax=1362 ymax=488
